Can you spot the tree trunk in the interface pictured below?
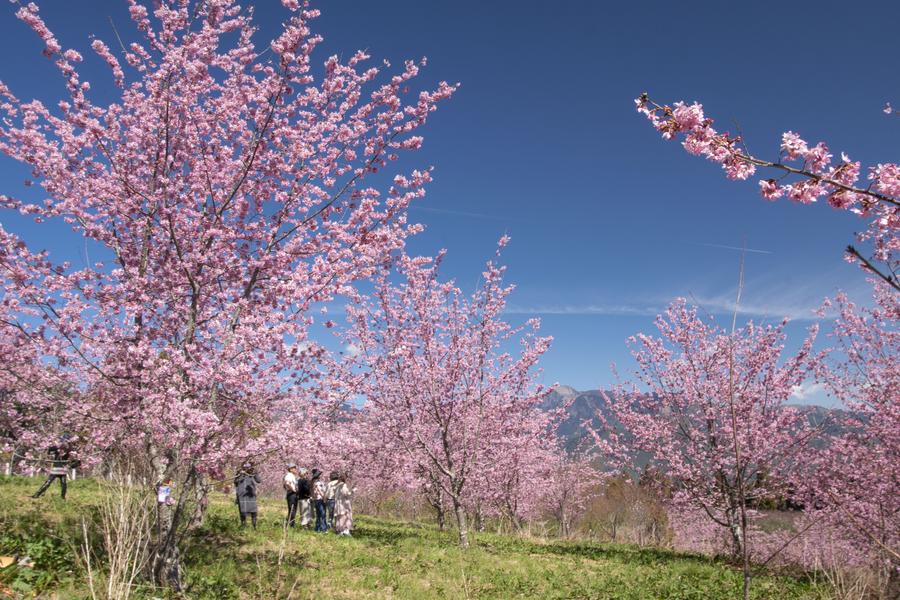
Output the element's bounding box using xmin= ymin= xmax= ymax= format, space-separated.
xmin=724 ymin=505 xmax=745 ymax=561
xmin=451 ymin=495 xmax=469 ymax=548
xmin=10 ymin=445 xmax=23 ymax=474
xmin=885 ymin=559 xmax=900 ymax=600
xmin=728 ymin=518 xmax=745 ymax=560
xmin=726 ymin=508 xmax=751 ymax=600
xmin=430 ymin=486 xmax=446 ymax=530
xmin=152 ymin=502 xmax=182 ymax=591
xmin=147 ymin=443 xmax=183 ymax=591
xmin=188 ymin=474 xmax=209 ymax=529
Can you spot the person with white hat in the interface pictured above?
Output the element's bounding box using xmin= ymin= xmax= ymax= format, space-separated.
xmin=283 ymin=463 xmax=299 ymax=527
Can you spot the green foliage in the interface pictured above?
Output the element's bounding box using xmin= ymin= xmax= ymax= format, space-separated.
xmin=186 ymin=572 xmax=241 ymax=600
xmin=0 ymin=476 xmax=828 ymax=599
xmin=0 ymin=486 xmax=78 ymax=595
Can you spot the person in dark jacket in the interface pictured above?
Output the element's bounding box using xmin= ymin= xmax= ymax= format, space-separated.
xmin=234 ymin=463 xmax=261 ymax=529
xmin=296 ymin=467 xmax=312 ymax=528
xmin=31 ymin=444 xmax=71 ymax=500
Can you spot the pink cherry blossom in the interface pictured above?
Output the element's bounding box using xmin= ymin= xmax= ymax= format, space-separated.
xmin=340 ymin=241 xmax=555 ymax=547
xmin=587 ymin=299 xmax=819 ymax=568
xmin=0 ymin=0 xmax=454 ymax=588
xmin=759 ymin=179 xmax=784 ymax=200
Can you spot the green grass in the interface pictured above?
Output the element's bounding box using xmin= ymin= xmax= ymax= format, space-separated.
xmin=0 ymin=476 xmax=827 ymax=599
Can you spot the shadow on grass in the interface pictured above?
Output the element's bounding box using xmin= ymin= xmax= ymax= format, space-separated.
xmin=474 ymin=534 xmax=722 ymax=570
xmin=351 ymin=523 xmax=436 ymax=547
xmin=353 ymin=517 xmax=690 ymax=567
xmin=513 ymin=538 xmax=819 ymax=586
xmin=528 ymin=540 xmax=694 ymax=564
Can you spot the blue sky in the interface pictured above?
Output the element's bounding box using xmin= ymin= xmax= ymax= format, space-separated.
xmin=1 ymin=1 xmax=897 ymax=405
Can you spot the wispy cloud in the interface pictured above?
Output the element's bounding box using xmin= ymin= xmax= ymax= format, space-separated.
xmin=504 ymin=298 xmax=820 ymax=320
xmin=675 ymin=263 xmax=876 ymax=322
xmin=691 ymin=242 xmax=773 ymax=255
xmin=504 ymin=303 xmax=661 ymax=316
xmin=685 ymin=269 xmax=873 ymax=321
xmin=505 ymin=268 xmax=871 ymax=321
xmin=685 ymin=293 xmax=821 ymax=321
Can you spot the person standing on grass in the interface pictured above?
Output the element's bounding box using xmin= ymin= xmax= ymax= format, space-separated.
xmin=283 ymin=463 xmax=299 ymax=528
xmin=31 ymin=443 xmax=71 ymax=500
xmin=326 ymin=471 xmax=340 ymax=530
xmin=334 ymin=473 xmax=355 ymax=536
xmin=234 ymin=463 xmax=261 ymax=530
xmin=297 ymin=467 xmax=313 ymax=528
xmin=311 ymin=468 xmax=328 ymax=532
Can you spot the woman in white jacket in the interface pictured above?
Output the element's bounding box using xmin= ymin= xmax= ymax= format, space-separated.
xmin=333 ymin=473 xmax=355 ymax=535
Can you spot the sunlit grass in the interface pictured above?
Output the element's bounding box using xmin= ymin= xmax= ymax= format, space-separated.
xmin=0 ymin=476 xmax=825 ymax=599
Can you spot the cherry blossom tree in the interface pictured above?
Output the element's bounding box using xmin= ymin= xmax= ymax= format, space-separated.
xmin=465 ymin=395 xmax=579 ymax=533
xmin=0 ymin=0 xmax=453 ymax=588
xmin=342 ymin=240 xmax=553 ymax=547
xmin=589 ymin=299 xmax=819 ymax=596
xmin=635 ymin=92 xmax=899 ymax=596
xmin=542 ymin=452 xmax=600 ymax=538
xmin=813 ymin=286 xmax=899 ymax=596
xmin=0 ymin=266 xmax=65 ymax=468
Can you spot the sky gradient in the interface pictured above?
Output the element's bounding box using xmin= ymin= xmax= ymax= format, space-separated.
xmin=1 ymin=1 xmax=897 ymax=405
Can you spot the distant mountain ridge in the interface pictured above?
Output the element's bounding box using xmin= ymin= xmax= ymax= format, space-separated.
xmin=544 ymin=386 xmax=845 ymax=453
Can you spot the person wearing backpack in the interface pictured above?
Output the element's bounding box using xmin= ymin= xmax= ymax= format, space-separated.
xmin=297 ymin=467 xmax=313 ymax=528
xmin=234 ymin=463 xmax=261 ymax=530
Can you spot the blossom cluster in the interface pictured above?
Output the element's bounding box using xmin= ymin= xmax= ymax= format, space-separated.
xmin=636 ymin=94 xmax=899 ymax=265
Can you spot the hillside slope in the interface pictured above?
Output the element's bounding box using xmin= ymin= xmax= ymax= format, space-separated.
xmin=0 ymin=477 xmax=827 ymax=599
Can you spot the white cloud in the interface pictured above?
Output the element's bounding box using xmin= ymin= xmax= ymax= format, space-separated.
xmin=504 ymin=303 xmax=662 ymax=316
xmin=790 ymin=381 xmax=826 ymax=401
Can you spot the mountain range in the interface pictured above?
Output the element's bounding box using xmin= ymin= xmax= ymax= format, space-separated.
xmin=544 ymin=385 xmax=845 ymax=453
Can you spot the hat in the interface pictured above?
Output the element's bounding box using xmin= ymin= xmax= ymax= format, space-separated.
xmin=287 ymin=462 xmax=297 ymax=469
xmin=311 ymin=468 xmax=322 ymax=478
xmin=298 ymin=467 xmax=309 ymax=476
xmin=242 ymin=462 xmax=252 ymax=469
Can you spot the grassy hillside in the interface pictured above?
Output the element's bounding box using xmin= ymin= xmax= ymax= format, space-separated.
xmin=0 ymin=476 xmax=827 ymax=599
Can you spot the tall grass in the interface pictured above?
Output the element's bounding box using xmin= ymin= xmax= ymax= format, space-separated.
xmin=80 ymin=469 xmax=153 ymax=600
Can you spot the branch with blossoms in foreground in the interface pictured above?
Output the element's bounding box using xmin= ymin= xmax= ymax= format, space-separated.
xmin=635 ymin=93 xmax=899 ymax=292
